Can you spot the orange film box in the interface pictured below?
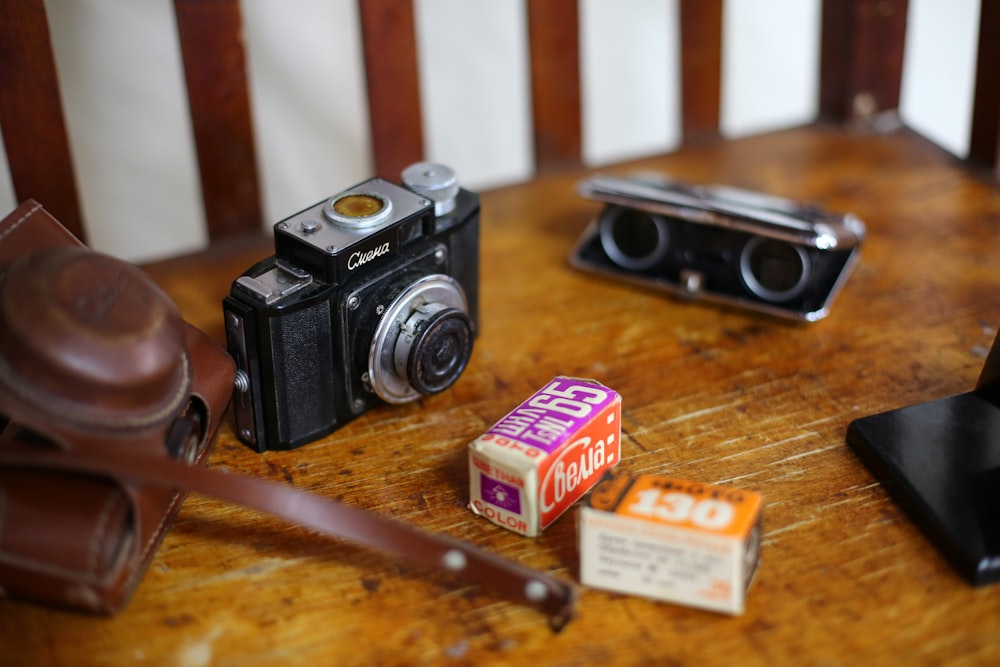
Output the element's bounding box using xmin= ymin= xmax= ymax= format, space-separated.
xmin=579 ymin=470 xmax=763 ymax=614
xmin=468 ymin=377 xmax=621 ymax=537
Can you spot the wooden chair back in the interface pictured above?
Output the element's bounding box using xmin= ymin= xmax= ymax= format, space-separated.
xmin=1 ymin=0 xmax=997 ymax=250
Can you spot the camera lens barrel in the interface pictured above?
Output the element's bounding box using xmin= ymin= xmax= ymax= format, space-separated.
xmin=368 ymin=274 xmax=473 ymax=404
xmin=394 ymin=303 xmax=473 ymax=396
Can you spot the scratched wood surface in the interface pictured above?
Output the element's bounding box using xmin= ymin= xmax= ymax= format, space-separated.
xmin=3 ymin=126 xmax=1000 ymax=666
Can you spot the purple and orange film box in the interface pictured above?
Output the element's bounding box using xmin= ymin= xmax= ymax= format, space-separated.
xmin=468 ymin=377 xmax=621 ymax=536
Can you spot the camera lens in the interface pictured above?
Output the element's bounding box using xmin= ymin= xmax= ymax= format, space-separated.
xmin=598 ymin=205 xmax=670 ymax=271
xmin=324 ymin=191 xmax=393 ymax=228
xmin=739 ymin=237 xmax=810 ymax=302
xmin=394 ymin=303 xmax=473 ymax=395
xmin=368 ymin=275 xmax=473 ymax=404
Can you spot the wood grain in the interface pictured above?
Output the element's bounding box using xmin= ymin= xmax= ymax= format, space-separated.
xmin=2 ymin=126 xmax=999 ymax=665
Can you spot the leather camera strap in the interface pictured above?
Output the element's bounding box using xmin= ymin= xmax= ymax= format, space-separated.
xmin=0 ymin=448 xmax=576 ymax=630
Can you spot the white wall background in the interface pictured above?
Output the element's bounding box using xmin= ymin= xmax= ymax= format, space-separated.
xmin=0 ymin=0 xmax=982 ymax=263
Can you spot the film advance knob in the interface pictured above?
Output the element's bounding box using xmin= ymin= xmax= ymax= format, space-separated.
xmin=402 ymin=162 xmax=459 ymax=215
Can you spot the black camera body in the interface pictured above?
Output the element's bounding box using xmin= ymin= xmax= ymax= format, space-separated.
xmin=224 ymin=163 xmax=479 ymax=451
xmin=571 ymin=174 xmax=865 ymax=322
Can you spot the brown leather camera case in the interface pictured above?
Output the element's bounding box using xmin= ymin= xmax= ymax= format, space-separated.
xmin=0 ymin=200 xmax=236 ymax=613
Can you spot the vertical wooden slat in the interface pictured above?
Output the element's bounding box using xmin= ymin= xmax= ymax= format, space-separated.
xmin=969 ymin=0 xmax=1000 ymax=178
xmin=173 ymin=0 xmax=262 ymax=241
xmin=679 ymin=0 xmax=723 ymax=143
xmin=819 ymin=0 xmax=909 ymax=122
xmin=358 ymin=0 xmax=424 ymax=181
xmin=526 ymin=0 xmax=581 ymax=172
xmin=818 ymin=0 xmax=850 ymax=120
xmin=0 ymin=0 xmax=85 ymax=240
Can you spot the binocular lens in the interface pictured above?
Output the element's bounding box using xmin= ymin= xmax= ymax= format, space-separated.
xmin=740 ymin=238 xmax=810 ymax=302
xmin=599 ymin=206 xmax=670 ymax=271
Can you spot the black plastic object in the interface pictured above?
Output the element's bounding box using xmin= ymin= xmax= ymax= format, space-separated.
xmin=846 ymin=331 xmax=1000 ymax=586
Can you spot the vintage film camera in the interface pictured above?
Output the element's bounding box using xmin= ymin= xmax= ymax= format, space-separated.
xmin=570 ymin=174 xmax=865 ymax=321
xmin=224 ymin=163 xmax=479 ymax=451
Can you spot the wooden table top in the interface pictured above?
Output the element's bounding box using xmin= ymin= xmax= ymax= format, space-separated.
xmin=3 ymin=126 xmax=999 ymax=666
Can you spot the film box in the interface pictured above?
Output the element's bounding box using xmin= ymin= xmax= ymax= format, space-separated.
xmin=468 ymin=377 xmax=621 ymax=537
xmin=579 ymin=470 xmax=763 ymax=614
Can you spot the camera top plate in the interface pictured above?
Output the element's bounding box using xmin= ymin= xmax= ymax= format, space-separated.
xmin=273 ymin=177 xmax=435 ymax=285
xmin=279 ymin=178 xmax=431 ymax=255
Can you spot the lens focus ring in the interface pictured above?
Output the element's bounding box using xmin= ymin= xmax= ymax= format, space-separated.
xmin=394 ymin=304 xmax=473 ymax=396
xmin=368 ymin=274 xmax=472 ymax=404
